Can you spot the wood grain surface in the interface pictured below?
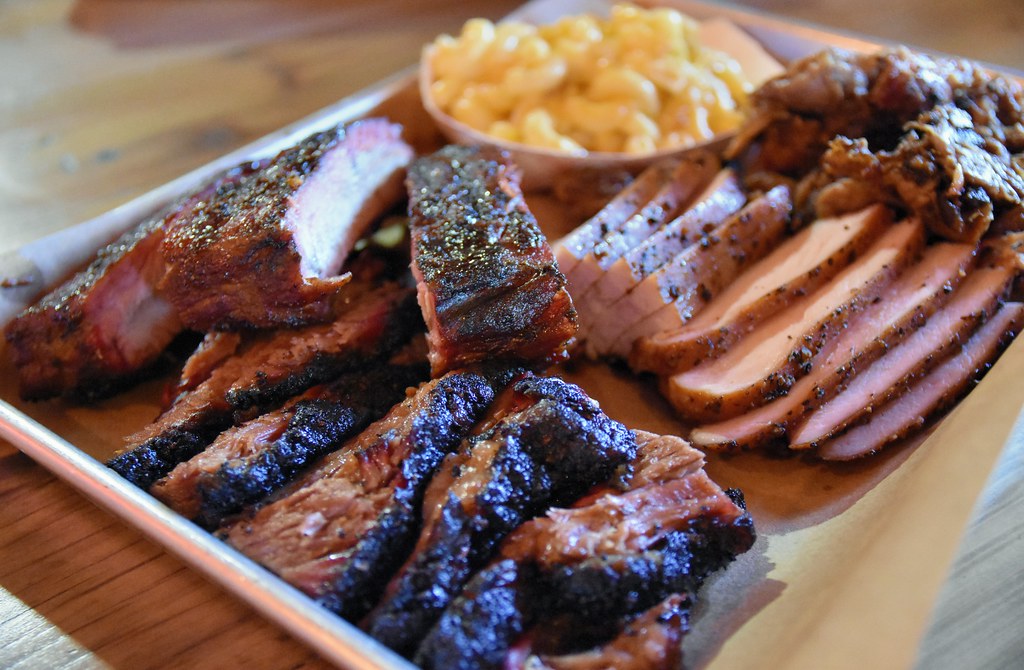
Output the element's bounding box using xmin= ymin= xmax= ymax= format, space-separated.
xmin=1 ymin=1 xmax=1022 ymax=669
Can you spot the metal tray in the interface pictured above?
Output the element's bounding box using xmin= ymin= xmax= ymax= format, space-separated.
xmin=2 ymin=1 xmax=1022 ymax=668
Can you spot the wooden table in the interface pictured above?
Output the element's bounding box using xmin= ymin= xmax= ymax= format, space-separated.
xmin=1 ymin=1 xmax=1021 ymax=668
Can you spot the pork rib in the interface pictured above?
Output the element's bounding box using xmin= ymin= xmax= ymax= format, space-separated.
xmin=107 ymin=284 xmax=419 ymax=489
xmin=689 ymin=242 xmax=976 ymax=450
xmin=819 ymin=302 xmax=1024 ymax=460
xmin=407 ymin=145 xmax=577 ymax=376
xmin=222 ymin=368 xmax=512 ymax=620
xmin=3 ymin=164 xmax=257 ymax=401
xmin=365 ymin=376 xmax=637 ymax=656
xmin=160 ymin=118 xmax=413 ymax=330
xmin=151 ymin=362 xmax=428 ymax=528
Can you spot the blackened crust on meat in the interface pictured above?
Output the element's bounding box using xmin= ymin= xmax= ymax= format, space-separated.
xmin=223 ymin=286 xmax=421 ymax=413
xmin=366 ymin=376 xmax=636 ymax=656
xmin=366 ymin=439 xmax=546 ymax=655
xmin=108 ymin=428 xmax=218 ymax=490
xmin=538 ymin=533 xmax=700 ymax=622
xmin=525 ymin=594 xmax=690 ymax=670
xmin=509 ymin=376 xmax=638 ymax=502
xmin=407 ymin=145 xmax=578 ymax=375
xmin=109 ymin=284 xmax=420 ymax=490
xmin=222 ymin=369 xmax=509 ymax=622
xmin=314 ymin=370 xmax=514 ymax=619
xmin=415 ymin=559 xmax=532 ymax=670
xmin=160 ymin=119 xmax=413 ymax=331
xmin=176 ymin=363 xmax=429 ymax=528
xmin=413 ymin=428 xmax=754 ymax=668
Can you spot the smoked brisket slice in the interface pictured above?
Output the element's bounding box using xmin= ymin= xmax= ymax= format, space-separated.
xmin=517 ymin=593 xmax=690 ymax=670
xmin=365 ymin=376 xmax=637 ymax=657
xmin=161 ymin=118 xmax=413 ymax=330
xmin=222 ymin=368 xmax=514 ymax=621
xmin=407 ymin=145 xmax=577 ymax=376
xmin=414 ymin=431 xmax=753 ymax=669
xmin=3 ymin=163 xmax=258 ymax=401
xmin=151 ymin=362 xmax=428 ymax=528
xmin=107 ymin=283 xmax=419 ymax=489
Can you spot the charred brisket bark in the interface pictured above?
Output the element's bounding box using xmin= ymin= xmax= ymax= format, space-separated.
xmin=414 ymin=432 xmax=754 ymax=669
xmin=107 ymin=284 xmax=419 ymax=489
xmin=222 ymin=367 xmax=515 ymax=621
xmin=151 ymin=362 xmax=429 ymax=528
xmin=365 ymin=376 xmax=637 ymax=657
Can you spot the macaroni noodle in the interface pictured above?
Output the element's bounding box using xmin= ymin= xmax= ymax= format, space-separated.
xmin=425 ymin=4 xmax=754 ymax=155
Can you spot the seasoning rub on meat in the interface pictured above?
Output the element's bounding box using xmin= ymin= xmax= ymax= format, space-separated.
xmin=407 ymin=145 xmax=578 ymax=376
xmin=161 ymin=118 xmax=414 ymax=330
xmin=3 ymin=164 xmax=258 ymax=401
xmin=365 ymin=375 xmax=636 ymax=656
xmin=415 ymin=431 xmax=754 ymax=670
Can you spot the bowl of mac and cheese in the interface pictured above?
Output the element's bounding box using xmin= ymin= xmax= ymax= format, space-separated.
xmin=420 ymin=4 xmax=783 ymax=190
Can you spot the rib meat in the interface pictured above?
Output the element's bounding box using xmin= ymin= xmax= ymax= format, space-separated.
xmin=3 ymin=164 xmax=257 ymax=401
xmin=151 ymin=362 xmax=428 ymax=528
xmin=663 ymin=218 xmax=924 ymax=423
xmin=365 ymin=376 xmax=637 ymax=657
xmin=631 ymin=204 xmax=892 ymax=374
xmin=790 ymin=263 xmax=1016 ymax=449
xmin=689 ymin=242 xmax=976 ymax=450
xmin=107 ymin=283 xmax=419 ymax=489
xmin=819 ymin=301 xmax=1024 ymax=459
xmin=161 ymin=118 xmax=413 ymax=330
xmin=407 ymin=146 xmax=577 ymax=375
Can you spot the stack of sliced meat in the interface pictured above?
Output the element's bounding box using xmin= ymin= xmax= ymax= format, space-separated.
xmin=560 ymin=158 xmax=1022 ymax=459
xmin=553 ymin=156 xmax=790 ymax=359
xmin=414 ymin=429 xmax=755 ymax=669
xmin=216 ymin=372 xmax=754 ymax=665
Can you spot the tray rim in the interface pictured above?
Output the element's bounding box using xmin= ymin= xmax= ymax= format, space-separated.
xmin=2 ymin=1 xmax=1022 ymax=669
